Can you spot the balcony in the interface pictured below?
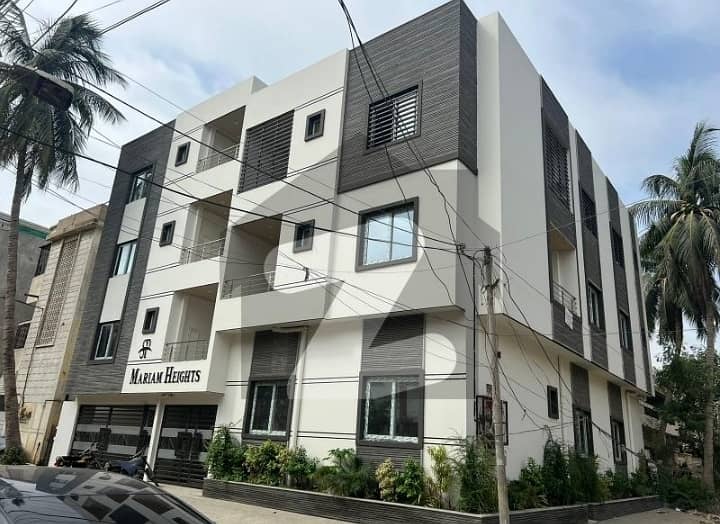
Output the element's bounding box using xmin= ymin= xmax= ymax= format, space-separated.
xmin=180 ymin=238 xmax=225 ymax=264
xmin=196 ymin=143 xmax=240 ymax=173
xmin=222 ymin=271 xmax=275 ymax=299
xmin=551 ymin=281 xmax=577 ymax=314
xmin=163 ymin=339 xmax=209 ymax=362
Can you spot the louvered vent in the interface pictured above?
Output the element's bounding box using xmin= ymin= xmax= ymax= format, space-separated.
xmin=239 ymin=111 xmax=294 ymax=192
xmin=367 ymin=86 xmax=419 ymax=148
xmin=36 ymin=236 xmax=79 ymax=346
xmin=544 ymin=124 xmax=570 ymax=208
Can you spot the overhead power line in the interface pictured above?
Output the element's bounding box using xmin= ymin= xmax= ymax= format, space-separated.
xmin=100 ymin=0 xmax=170 ymax=34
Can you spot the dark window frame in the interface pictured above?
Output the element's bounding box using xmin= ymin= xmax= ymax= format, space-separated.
xmin=34 ymin=244 xmax=50 ymax=275
xmin=159 ymin=221 xmax=175 ymax=247
xmin=356 ymin=198 xmax=418 ymax=271
xmin=14 ymin=322 xmax=30 ymax=349
xmin=366 ymin=85 xmax=420 ymax=150
xmin=618 ymin=310 xmax=631 ymax=350
xmin=92 ymin=321 xmax=120 ymax=361
xmin=304 ymin=110 xmax=325 ymax=141
xmin=587 ymin=282 xmax=604 ymax=330
xmin=476 ymin=394 xmax=509 ymax=446
xmin=356 ymin=368 xmax=424 ymax=450
xmin=293 ymin=220 xmax=315 ymax=253
xmin=243 ymin=378 xmax=293 ymax=441
xmin=543 ymin=123 xmax=571 ymax=209
xmin=580 ymin=190 xmax=598 ymax=237
xmin=611 ymin=227 xmax=625 ymax=267
xmin=128 ymin=167 xmax=152 ymax=203
xmin=142 ymin=307 xmax=159 ymax=334
xmin=547 ymin=385 xmax=559 ymax=420
xmin=112 ymin=240 xmax=137 ymax=276
xmin=611 ymin=418 xmax=627 ymax=465
xmin=573 ymin=406 xmax=594 ymax=456
xmin=175 ymin=142 xmax=190 ymax=166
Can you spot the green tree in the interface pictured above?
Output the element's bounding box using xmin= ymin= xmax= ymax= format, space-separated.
xmin=632 ymin=122 xmax=720 ymax=488
xmin=0 ymin=1 xmax=125 ymax=449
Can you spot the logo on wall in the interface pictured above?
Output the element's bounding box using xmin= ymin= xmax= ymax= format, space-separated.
xmin=138 ymin=339 xmax=152 ymax=360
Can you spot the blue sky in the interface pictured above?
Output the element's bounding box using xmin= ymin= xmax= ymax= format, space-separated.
xmin=2 ymin=0 xmax=719 ymax=359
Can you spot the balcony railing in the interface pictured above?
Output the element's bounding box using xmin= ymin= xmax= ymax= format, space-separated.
xmin=163 ymin=339 xmax=209 ymax=362
xmin=551 ymin=281 xmax=577 ymax=314
xmin=180 ymin=238 xmax=225 ymax=265
xmin=222 ymin=271 xmax=275 ymax=299
xmin=196 ymin=143 xmax=240 ymax=173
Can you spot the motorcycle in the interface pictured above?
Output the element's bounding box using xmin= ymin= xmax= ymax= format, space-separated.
xmin=104 ymin=447 xmax=158 ymax=486
xmin=54 ymin=443 xmax=103 ymax=469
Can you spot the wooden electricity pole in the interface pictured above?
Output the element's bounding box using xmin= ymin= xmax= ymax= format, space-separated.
xmin=482 ymin=246 xmax=510 ymax=523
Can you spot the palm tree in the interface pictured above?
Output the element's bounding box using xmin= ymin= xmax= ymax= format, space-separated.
xmin=632 ymin=122 xmax=720 ymax=488
xmin=0 ymin=1 xmax=125 ymax=452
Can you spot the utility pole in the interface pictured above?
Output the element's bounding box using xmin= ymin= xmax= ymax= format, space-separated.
xmin=482 ymin=246 xmax=510 ymax=523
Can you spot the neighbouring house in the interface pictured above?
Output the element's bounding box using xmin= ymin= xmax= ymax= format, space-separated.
xmin=51 ymin=0 xmax=653 ymax=487
xmin=12 ymin=205 xmax=106 ymax=463
xmin=0 ymin=212 xmax=48 ymax=435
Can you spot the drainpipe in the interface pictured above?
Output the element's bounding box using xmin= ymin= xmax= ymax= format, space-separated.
xmin=283 ymin=327 xmax=308 ymax=449
xmin=558 ymin=356 xmax=565 ymax=445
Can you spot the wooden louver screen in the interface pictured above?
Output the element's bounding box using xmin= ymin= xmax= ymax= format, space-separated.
xmin=543 ymin=124 xmax=570 ymax=208
xmin=367 ymin=86 xmax=418 ymax=148
xmin=239 ymin=110 xmax=294 ymax=192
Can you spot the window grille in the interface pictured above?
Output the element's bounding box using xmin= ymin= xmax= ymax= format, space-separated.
xmin=239 ymin=111 xmax=294 ymax=192
xmin=36 ymin=236 xmax=79 ymax=345
xmin=544 ymin=124 xmax=570 ymax=208
xmin=367 ymin=86 xmax=419 ymax=148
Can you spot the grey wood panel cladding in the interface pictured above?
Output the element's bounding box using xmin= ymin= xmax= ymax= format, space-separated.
xmin=338 ymin=0 xmax=477 ymax=193
xmin=607 ymin=382 xmax=624 ymax=422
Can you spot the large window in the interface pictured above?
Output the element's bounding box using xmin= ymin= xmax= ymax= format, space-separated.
xmin=248 ymin=382 xmax=290 ymax=437
xmin=547 ymin=386 xmax=559 ymax=420
xmin=113 ymin=240 xmax=137 ymax=276
xmin=362 ymin=376 xmax=421 ymax=443
xmin=611 ymin=419 xmax=626 ymax=465
xmin=573 ymin=407 xmax=593 ymax=456
xmin=358 ymin=202 xmax=416 ymax=269
xmin=34 ymin=244 xmax=50 ymax=275
xmin=587 ymin=284 xmax=604 ymax=329
xmin=367 ymin=86 xmax=419 ymax=148
xmin=619 ymin=311 xmax=631 ymax=350
xmin=93 ymin=322 xmax=119 ymax=360
xmin=14 ymin=322 xmax=30 ymax=349
xmin=128 ymin=168 xmax=151 ymax=202
xmin=476 ymin=394 xmax=509 ymax=445
xmin=611 ymin=228 xmax=625 ymax=267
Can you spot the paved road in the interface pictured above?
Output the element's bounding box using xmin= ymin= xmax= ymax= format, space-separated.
xmin=161 ymin=485 xmax=714 ymax=524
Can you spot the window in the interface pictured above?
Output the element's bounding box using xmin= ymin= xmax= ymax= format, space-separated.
xmin=587 ymin=284 xmax=604 ymax=329
xmin=547 ymin=386 xmax=559 ymax=420
xmin=175 ymin=142 xmax=190 ymax=166
xmin=239 ymin=111 xmax=294 ymax=192
xmin=113 ymin=241 xmax=137 ymax=276
xmin=293 ymin=220 xmax=315 ymax=252
xmin=304 ymin=110 xmax=325 ymax=141
xmin=476 ymin=395 xmax=509 ymax=445
xmin=580 ymin=190 xmax=597 ymax=237
xmin=362 ymin=376 xmax=421 ymax=443
xmin=248 ymin=381 xmax=290 ymax=436
xmin=128 ymin=168 xmax=151 ymax=202
xmin=611 ymin=419 xmax=626 ymax=464
xmin=367 ymin=86 xmax=419 ymax=148
xmin=358 ymin=201 xmax=416 ymax=269
xmin=573 ymin=407 xmax=593 ymax=455
xmin=34 ymin=244 xmax=50 ymax=275
xmin=36 ymin=236 xmax=79 ymax=346
xmin=619 ymin=311 xmax=631 ymax=350
xmin=14 ymin=323 xmax=30 ymax=349
xmin=543 ymin=124 xmax=570 ymax=208
xmin=93 ymin=322 xmax=119 ymax=360
xmin=142 ymin=308 xmax=159 ymax=334
xmin=159 ymin=221 xmax=175 ymax=247
xmin=611 ymin=228 xmax=625 ymax=267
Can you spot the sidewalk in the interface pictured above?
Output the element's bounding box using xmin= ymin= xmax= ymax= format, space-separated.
xmin=160 ymin=484 xmax=343 ymax=523
xmin=599 ymin=507 xmax=714 ymax=524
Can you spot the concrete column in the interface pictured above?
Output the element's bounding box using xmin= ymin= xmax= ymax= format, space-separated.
xmin=48 ymin=400 xmax=79 ymax=462
xmin=290 ymin=327 xmax=308 ymax=449
xmin=146 ymin=401 xmax=165 ymax=480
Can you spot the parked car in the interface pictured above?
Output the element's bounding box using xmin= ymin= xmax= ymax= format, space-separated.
xmin=0 ymin=466 xmax=214 ymax=523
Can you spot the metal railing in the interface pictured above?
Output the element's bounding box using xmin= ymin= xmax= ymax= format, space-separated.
xmin=163 ymin=339 xmax=209 ymax=362
xmin=179 ymin=238 xmax=225 ymax=264
xmin=196 ymin=143 xmax=240 ymax=173
xmin=551 ymin=281 xmax=577 ymax=314
xmin=222 ymin=271 xmax=275 ymax=299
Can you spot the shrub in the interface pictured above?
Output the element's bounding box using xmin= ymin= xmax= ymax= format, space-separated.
xmin=604 ymin=470 xmax=633 ymax=499
xmin=426 ymin=445 xmax=455 ymax=509
xmin=396 ymin=459 xmax=425 ymax=505
xmin=541 ymin=439 xmax=571 ymax=506
xmin=0 ymin=447 xmax=26 ymax=465
xmin=455 ymin=438 xmax=497 ymax=513
xmin=568 ymin=451 xmax=605 ymax=502
xmin=206 ymin=427 xmax=245 ymax=481
xmin=629 ymin=456 xmax=655 ymax=496
xmin=245 ymin=440 xmax=285 ymax=486
xmin=314 ymin=448 xmax=375 ymax=498
xmin=280 ymin=446 xmax=317 ymax=489
xmin=657 ymin=467 xmax=715 ymax=511
xmin=375 ymin=459 xmax=398 ymax=502
xmin=508 ymin=458 xmax=547 ymax=510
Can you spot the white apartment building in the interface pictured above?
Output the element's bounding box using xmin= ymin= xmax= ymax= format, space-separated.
xmin=52 ymin=1 xmax=652 ymax=487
